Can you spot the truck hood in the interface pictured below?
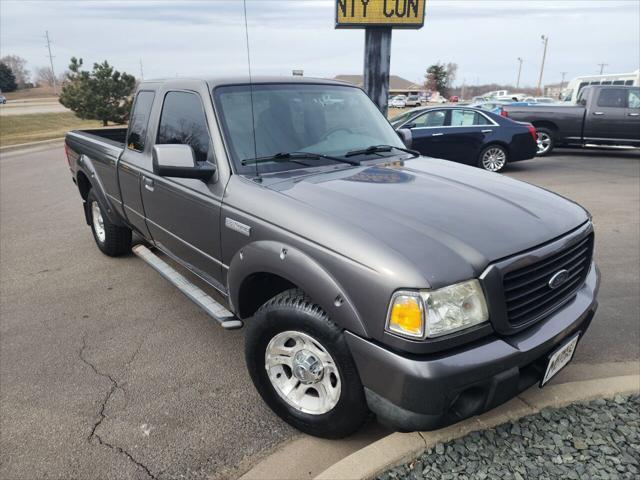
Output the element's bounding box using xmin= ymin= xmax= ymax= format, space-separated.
xmin=266 ymin=157 xmax=588 ymax=288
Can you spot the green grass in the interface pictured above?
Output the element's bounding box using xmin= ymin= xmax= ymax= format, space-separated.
xmin=0 ymin=112 xmax=104 ymax=146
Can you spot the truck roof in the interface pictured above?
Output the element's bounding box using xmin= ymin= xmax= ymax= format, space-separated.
xmin=139 ymin=76 xmax=354 ymax=89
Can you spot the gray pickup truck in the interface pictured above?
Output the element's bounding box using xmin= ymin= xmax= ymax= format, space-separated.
xmin=504 ymin=85 xmax=640 ymax=155
xmin=66 ymin=77 xmax=599 ymax=438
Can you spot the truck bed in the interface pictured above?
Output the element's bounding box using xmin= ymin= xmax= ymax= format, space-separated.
xmin=71 ymin=127 xmax=128 ymax=148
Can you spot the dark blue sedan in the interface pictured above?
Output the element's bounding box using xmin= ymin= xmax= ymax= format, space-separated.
xmin=391 ymin=106 xmax=538 ymax=172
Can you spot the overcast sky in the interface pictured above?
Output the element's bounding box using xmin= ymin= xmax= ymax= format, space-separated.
xmin=1 ymin=0 xmax=638 ymax=87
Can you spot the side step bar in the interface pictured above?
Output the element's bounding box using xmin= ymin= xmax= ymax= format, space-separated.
xmin=132 ymin=244 xmax=243 ymax=330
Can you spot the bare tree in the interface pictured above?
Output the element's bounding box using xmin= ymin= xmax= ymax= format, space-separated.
xmin=0 ymin=55 xmax=30 ymax=89
xmin=445 ymin=62 xmax=458 ymax=89
xmin=35 ymin=66 xmax=55 ymax=87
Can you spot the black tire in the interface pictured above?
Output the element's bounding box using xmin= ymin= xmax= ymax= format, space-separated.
xmin=535 ymin=127 xmax=555 ymax=156
xmin=245 ymin=289 xmax=369 ymax=438
xmin=87 ymin=189 xmax=131 ymax=257
xmin=477 ymin=144 xmax=508 ymax=172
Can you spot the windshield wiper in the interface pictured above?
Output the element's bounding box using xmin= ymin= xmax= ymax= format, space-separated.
xmin=344 ymin=144 xmax=420 ymax=158
xmin=241 ymin=151 xmax=361 ymax=167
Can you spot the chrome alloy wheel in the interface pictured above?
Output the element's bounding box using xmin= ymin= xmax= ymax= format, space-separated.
xmin=91 ymin=201 xmax=106 ymax=243
xmin=536 ymin=131 xmax=552 ymax=155
xmin=265 ymin=330 xmax=341 ymax=415
xmin=481 ymin=147 xmax=506 ymax=172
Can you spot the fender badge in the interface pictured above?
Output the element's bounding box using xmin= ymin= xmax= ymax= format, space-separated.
xmin=225 ymin=218 xmax=251 ymax=237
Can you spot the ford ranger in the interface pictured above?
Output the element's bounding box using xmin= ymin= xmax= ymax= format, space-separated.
xmin=65 ymin=77 xmax=599 ymax=438
xmin=504 ymin=85 xmax=640 ymax=155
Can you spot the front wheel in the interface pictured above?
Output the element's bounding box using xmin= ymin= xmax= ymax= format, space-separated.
xmin=245 ymin=289 xmax=369 ymax=438
xmin=536 ymin=127 xmax=555 ymax=156
xmin=478 ymin=145 xmax=508 ymax=172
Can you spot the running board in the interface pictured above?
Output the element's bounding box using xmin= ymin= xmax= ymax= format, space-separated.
xmin=132 ymin=245 xmax=243 ymax=330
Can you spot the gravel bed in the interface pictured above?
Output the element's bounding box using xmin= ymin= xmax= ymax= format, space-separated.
xmin=378 ymin=395 xmax=639 ymax=480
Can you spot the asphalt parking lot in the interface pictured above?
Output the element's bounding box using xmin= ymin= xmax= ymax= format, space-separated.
xmin=1 ymin=145 xmax=638 ymax=480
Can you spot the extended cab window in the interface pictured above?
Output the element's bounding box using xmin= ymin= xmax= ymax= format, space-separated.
xmin=597 ymin=88 xmax=627 ymax=108
xmin=157 ymin=91 xmax=211 ymax=163
xmin=127 ymin=91 xmax=155 ymax=151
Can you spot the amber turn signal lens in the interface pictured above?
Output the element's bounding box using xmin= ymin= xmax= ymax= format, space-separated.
xmin=387 ymin=293 xmax=424 ymax=338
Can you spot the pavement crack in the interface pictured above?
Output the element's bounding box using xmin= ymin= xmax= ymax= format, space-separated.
xmin=79 ymin=334 xmax=156 ymax=479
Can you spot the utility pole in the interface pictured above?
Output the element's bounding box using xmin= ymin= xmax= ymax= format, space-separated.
xmin=597 ymin=63 xmax=608 ymax=75
xmin=44 ymin=30 xmax=57 ymax=95
xmin=559 ymin=71 xmax=568 ymax=99
xmin=139 ymin=59 xmax=144 ymax=80
xmin=537 ymin=35 xmax=549 ymax=96
xmin=516 ymin=57 xmax=523 ymax=89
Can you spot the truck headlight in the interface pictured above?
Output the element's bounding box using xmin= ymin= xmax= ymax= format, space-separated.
xmin=386 ymin=280 xmax=489 ymax=339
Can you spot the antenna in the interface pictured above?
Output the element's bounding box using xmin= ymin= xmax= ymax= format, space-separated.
xmin=243 ymin=0 xmax=259 ymax=179
xmin=44 ymin=31 xmax=57 ymax=95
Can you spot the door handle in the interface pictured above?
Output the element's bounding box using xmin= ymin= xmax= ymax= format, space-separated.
xmin=431 ymin=133 xmax=444 ymax=136
xmin=481 ymin=129 xmax=493 ymax=133
xmin=593 ymin=111 xmax=605 ymax=115
xmin=143 ymin=177 xmax=154 ymax=192
xmin=628 ymin=112 xmax=640 ymax=117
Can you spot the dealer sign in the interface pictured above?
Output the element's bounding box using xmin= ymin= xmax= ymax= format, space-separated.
xmin=336 ymin=0 xmax=426 ymax=29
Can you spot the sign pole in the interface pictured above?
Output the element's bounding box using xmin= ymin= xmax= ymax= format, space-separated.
xmin=363 ymin=27 xmax=392 ymax=116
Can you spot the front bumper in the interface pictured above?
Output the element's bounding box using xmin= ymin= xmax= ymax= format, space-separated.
xmin=346 ymin=262 xmax=600 ymax=431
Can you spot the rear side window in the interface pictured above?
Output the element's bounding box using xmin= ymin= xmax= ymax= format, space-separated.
xmin=628 ymin=89 xmax=640 ymax=109
xmin=597 ymin=89 xmax=627 ymax=108
xmin=127 ymin=91 xmax=155 ymax=152
xmin=157 ymin=91 xmax=212 ymax=163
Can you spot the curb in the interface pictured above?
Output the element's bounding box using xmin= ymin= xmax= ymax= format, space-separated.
xmin=314 ymin=374 xmax=640 ymax=480
xmin=0 ymin=137 xmax=64 ymax=153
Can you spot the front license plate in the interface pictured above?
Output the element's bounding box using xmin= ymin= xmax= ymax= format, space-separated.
xmin=540 ymin=333 xmax=580 ymax=387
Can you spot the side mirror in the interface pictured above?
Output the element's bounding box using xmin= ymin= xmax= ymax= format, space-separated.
xmin=152 ymin=144 xmax=216 ymax=182
xmin=397 ymin=128 xmax=413 ymax=149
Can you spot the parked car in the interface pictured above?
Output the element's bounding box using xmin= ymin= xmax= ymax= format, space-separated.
xmin=449 ymin=95 xmax=459 ymax=103
xmin=405 ymin=95 xmax=422 ymax=107
xmin=0 ymin=95 xmax=6 ymax=104
xmin=391 ymin=106 xmax=537 ymax=172
xmin=504 ymin=85 xmax=640 ymax=155
xmin=471 ymin=96 xmax=488 ymax=103
xmin=66 ymin=77 xmax=599 ymax=438
xmin=470 ymin=100 xmax=514 ymax=115
xmin=389 ymin=95 xmax=407 ymax=108
xmin=523 ymin=97 xmax=557 ymax=104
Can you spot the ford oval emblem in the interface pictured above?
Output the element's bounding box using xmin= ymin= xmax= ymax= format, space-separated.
xmin=548 ymin=269 xmax=570 ymax=289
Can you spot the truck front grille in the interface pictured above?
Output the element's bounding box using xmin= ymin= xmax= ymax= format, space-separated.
xmin=503 ymin=233 xmax=594 ymax=326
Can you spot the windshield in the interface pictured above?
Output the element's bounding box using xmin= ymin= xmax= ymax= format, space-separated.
xmin=213 ymin=84 xmax=404 ymax=174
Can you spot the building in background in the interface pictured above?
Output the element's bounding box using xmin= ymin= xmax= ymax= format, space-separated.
xmin=333 ymin=74 xmax=425 ymax=97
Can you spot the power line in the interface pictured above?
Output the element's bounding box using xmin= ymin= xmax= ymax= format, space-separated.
xmin=44 ymin=30 xmax=57 ymax=95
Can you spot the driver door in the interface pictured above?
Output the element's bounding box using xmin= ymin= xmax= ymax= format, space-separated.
xmin=140 ymin=90 xmax=225 ymax=284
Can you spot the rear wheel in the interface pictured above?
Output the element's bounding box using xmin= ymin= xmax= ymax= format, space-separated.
xmin=87 ymin=189 xmax=131 ymax=257
xmin=536 ymin=127 xmax=555 ymax=156
xmin=245 ymin=289 xmax=369 ymax=438
xmin=478 ymin=145 xmax=508 ymax=172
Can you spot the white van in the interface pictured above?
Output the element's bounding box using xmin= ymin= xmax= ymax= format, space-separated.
xmin=562 ymin=70 xmax=640 ymax=103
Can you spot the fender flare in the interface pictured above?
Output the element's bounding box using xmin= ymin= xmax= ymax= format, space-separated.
xmin=77 ymin=155 xmax=127 ymax=227
xmin=227 ymin=240 xmax=369 ymax=337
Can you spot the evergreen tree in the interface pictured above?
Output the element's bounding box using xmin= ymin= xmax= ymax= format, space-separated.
xmin=0 ymin=62 xmax=18 ymax=92
xmin=424 ymin=63 xmax=449 ymax=98
xmin=59 ymin=58 xmax=136 ymax=126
